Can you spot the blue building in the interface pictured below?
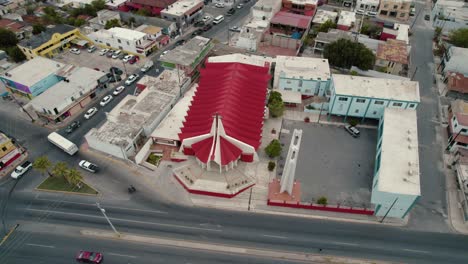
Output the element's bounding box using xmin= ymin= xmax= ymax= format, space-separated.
xmin=328 ymin=75 xmax=420 ymax=121
xmin=274 ymin=56 xmax=331 ymax=98
xmin=371 ymin=108 xmax=420 ymax=219
xmin=0 ymin=57 xmax=65 ymax=99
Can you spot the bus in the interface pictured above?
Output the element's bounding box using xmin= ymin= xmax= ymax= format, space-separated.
xmin=47 ymin=132 xmax=79 ymax=155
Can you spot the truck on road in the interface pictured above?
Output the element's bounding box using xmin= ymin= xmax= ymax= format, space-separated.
xmin=11 ymin=161 xmax=32 ymax=179
xmin=47 ymin=132 xmax=79 ymax=155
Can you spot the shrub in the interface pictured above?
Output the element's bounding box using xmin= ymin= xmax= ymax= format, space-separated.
xmin=317 ymin=196 xmax=328 ymax=205
xmin=268 ymin=161 xmax=276 ymax=171
xmin=265 ymin=139 xmax=282 ymax=158
xmin=350 ymin=70 xmax=358 ymax=76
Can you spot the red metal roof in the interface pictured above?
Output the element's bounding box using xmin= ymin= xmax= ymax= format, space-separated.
xmin=270 ymin=11 xmax=312 ymax=29
xmin=179 ymin=62 xmax=270 ymax=165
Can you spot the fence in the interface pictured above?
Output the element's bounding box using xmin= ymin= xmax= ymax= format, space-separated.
xmin=267 ymin=199 xmax=374 ymax=215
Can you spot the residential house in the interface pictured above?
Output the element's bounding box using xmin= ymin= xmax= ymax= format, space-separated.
xmin=337 ymin=11 xmax=356 ymax=31
xmin=356 ymin=0 xmax=380 ymax=12
xmin=444 ymin=71 xmax=468 ymax=95
xmin=119 ymin=11 xmax=178 ymax=36
xmin=0 ymin=57 xmax=65 ymax=99
xmin=0 ymin=132 xmax=20 ymax=172
xmin=88 ymin=9 xmax=121 ymax=30
xmin=375 ymin=39 xmax=408 ymax=76
xmin=378 ymin=0 xmax=412 ymax=21
xmin=380 ymin=23 xmax=409 ymax=45
xmin=281 ymin=0 xmax=318 ymax=16
xmin=126 ymin=0 xmax=177 ymax=16
xmin=88 ymin=27 xmax=158 ymax=56
xmin=312 ymin=29 xmax=353 ymax=54
xmin=447 ymin=99 xmax=468 ymax=152
xmin=439 ymin=46 xmax=468 ymax=77
xmin=135 ymin=24 xmax=169 ymax=48
xmin=372 ymin=107 xmax=420 ymax=218
xmin=0 ymin=18 xmax=32 ymax=40
xmin=312 ymin=10 xmax=338 ymax=27
xmin=431 ymin=0 xmax=468 ymax=37
xmin=160 ymin=0 xmax=204 ymax=29
xmin=328 ymin=74 xmax=420 ymax=120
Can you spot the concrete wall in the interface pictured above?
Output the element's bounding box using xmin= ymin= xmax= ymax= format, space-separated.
xmin=371 ymin=188 xmax=418 ymax=218
xmin=356 ymin=0 xmax=379 ymax=11
xmin=85 ymin=129 xmax=127 ymax=160
xmin=89 ymin=31 xmax=143 ymax=55
xmin=278 ymin=76 xmax=331 ymax=97
xmin=135 ymin=138 xmax=153 ymax=164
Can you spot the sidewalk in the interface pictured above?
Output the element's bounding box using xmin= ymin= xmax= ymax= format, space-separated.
xmin=0 ymin=152 xmax=28 ymax=178
xmin=283 ymin=110 xmax=378 ymax=129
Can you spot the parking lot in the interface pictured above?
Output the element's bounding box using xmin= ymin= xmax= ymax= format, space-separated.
xmin=278 ymin=120 xmax=377 ymax=208
xmin=53 ymin=47 xmax=147 ymax=77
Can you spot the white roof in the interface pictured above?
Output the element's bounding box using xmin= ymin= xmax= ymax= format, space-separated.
xmin=208 ymin=53 xmax=273 ymax=68
xmin=275 ymin=56 xmax=331 ymax=80
xmin=332 ymin=75 xmax=420 ymax=102
xmin=151 ymin=84 xmax=198 ymax=141
xmin=338 ymin=11 xmax=356 ymax=27
xmin=161 ymin=0 xmax=203 ymax=16
xmin=108 ymin=27 xmax=146 ymax=41
xmin=312 ymin=10 xmax=338 ymax=24
xmin=5 ymin=57 xmax=65 ymax=87
xmin=377 ymin=108 xmax=420 ymax=196
xmin=106 ymin=0 xmax=126 ymax=7
xmin=289 ymin=0 xmax=318 ymax=4
xmin=29 ymin=67 xmax=105 ymax=113
xmin=357 ymin=0 xmax=380 ymax=5
xmin=277 ymin=89 xmax=302 ymax=104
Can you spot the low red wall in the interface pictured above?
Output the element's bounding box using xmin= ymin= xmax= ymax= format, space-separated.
xmin=0 ymin=153 xmax=21 ymax=171
xmin=174 ymin=174 xmax=254 ymax=198
xmin=267 ymin=199 xmax=374 ymax=215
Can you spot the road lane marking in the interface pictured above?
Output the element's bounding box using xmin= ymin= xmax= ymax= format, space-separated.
xmin=26 ymin=208 xmax=221 ymax=232
xmin=403 ymin=249 xmax=429 ymax=254
xmin=262 ymin=234 xmax=287 ymax=239
xmin=331 ymin=241 xmax=359 ymax=246
xmin=33 ymin=198 xmax=168 ymax=214
xmin=26 ymin=243 xmax=55 ymax=248
xmin=108 ymin=253 xmax=136 ymax=258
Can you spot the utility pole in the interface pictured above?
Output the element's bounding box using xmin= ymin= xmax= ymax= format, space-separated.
xmin=121 ymin=60 xmax=128 ymax=76
xmin=96 ymin=203 xmax=120 ymax=237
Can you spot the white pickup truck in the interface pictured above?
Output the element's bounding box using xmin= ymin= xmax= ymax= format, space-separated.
xmin=11 ymin=161 xmax=32 ymax=179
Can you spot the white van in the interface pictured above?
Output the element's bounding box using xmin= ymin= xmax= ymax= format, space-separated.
xmin=213 ymin=15 xmax=224 ymax=24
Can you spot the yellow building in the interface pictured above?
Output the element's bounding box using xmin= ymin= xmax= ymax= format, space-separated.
xmin=17 ymin=24 xmax=92 ymax=60
xmin=0 ymin=133 xmax=19 ymax=171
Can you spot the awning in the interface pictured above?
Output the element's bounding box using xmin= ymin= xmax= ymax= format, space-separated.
xmin=277 ymin=90 xmax=302 ymax=104
xmin=71 ymin=39 xmax=88 ymax=46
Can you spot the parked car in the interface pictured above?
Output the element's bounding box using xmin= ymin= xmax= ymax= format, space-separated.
xmin=227 ymin=8 xmax=236 ymax=15
xmin=128 ymin=55 xmax=139 ymax=64
xmin=113 ymin=85 xmax=125 ymax=95
xmin=141 ymin=60 xmax=154 ymax=73
xmin=366 ymin=11 xmax=377 ymax=17
xmin=175 ymin=39 xmax=185 ymax=46
xmin=78 ymin=160 xmax=99 ymax=173
xmin=356 ymin=9 xmax=365 ymax=15
xmin=237 ymin=3 xmax=243 ymax=8
xmin=84 ymin=107 xmax=98 ymax=119
xmin=70 ymin=48 xmax=80 ymax=55
xmin=194 ymin=21 xmax=205 ymax=27
xmin=125 ymin=74 xmax=139 ymax=85
xmin=112 ymin=50 xmax=122 ymax=59
xmin=229 ymin=26 xmax=241 ymax=32
xmin=424 ymin=14 xmax=430 ymax=21
xmin=99 ymin=48 xmax=109 ymax=56
xmin=202 ymin=15 xmax=211 ymax=22
xmin=344 ymin=124 xmax=360 ymax=138
xmin=215 ymin=3 xmax=225 ymax=7
xmin=100 ymin=95 xmax=113 ymax=106
xmin=192 ymin=29 xmax=204 ymax=37
xmin=106 ymin=50 xmax=114 ymax=57
xmin=76 ymin=250 xmax=103 ymax=263
xmin=110 ymin=66 xmax=123 ymax=75
xmin=202 ymin=24 xmax=212 ymax=32
xmin=122 ymin=55 xmax=133 ymax=63
xmin=11 ymin=161 xmax=32 ymax=179
xmin=87 ymin=45 xmax=97 ymax=53
xmin=65 ymin=121 xmax=81 ymax=134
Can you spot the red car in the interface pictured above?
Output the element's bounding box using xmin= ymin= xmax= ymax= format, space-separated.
xmin=128 ymin=55 xmax=139 ymax=64
xmin=76 ymin=251 xmax=103 ymax=263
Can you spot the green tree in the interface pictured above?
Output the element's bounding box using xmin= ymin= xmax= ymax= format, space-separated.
xmin=32 ymin=24 xmax=46 ymax=35
xmin=128 ymin=17 xmax=136 ymax=26
xmin=7 ymin=46 xmax=26 ymax=62
xmin=91 ymin=0 xmax=106 ymax=11
xmin=268 ymin=91 xmax=285 ymax=117
xmin=65 ymin=168 xmax=83 ymax=187
xmin=360 ymin=23 xmax=382 ymax=39
xmin=105 ymin=19 xmax=121 ymax=29
xmin=136 ymin=8 xmax=151 ymax=17
xmin=317 ymin=196 xmax=328 ymax=205
xmin=74 ymin=18 xmax=86 ymax=27
xmin=43 ymin=6 xmax=63 ymax=24
xmin=317 ymin=19 xmax=337 ymax=34
xmin=323 ymin=38 xmax=375 ymax=70
xmin=434 ymin=27 xmax=442 ymax=41
xmin=52 ymin=162 xmax=69 ymax=178
xmin=33 ymin=156 xmax=52 ymax=177
xmin=265 ymin=139 xmax=282 ymax=158
xmin=267 ymin=161 xmax=276 ymax=171
xmin=82 ymin=4 xmax=97 ymax=16
xmin=0 ymin=28 xmax=18 ymax=48
xmin=448 ymin=28 xmax=468 ymax=48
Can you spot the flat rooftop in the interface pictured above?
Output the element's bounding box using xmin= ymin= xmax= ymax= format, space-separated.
xmin=377 ymin=39 xmax=408 ymax=65
xmin=337 ymin=11 xmax=356 ymax=27
xmin=161 ymin=0 xmax=203 ymax=16
xmin=151 ymin=84 xmax=198 ymax=141
xmin=88 ymin=114 xmax=146 ymax=147
xmin=4 ymin=57 xmax=65 ymax=87
xmin=270 ymin=11 xmax=312 ymax=29
xmin=161 ymin=36 xmax=211 ymax=66
xmin=0 ymin=132 xmax=10 ymax=145
xmin=377 ymin=108 xmax=420 ymax=196
xmin=108 ymin=27 xmax=146 ymax=40
xmin=315 ymin=29 xmax=353 ymax=43
xmin=275 ymin=56 xmax=330 ymax=80
xmin=312 ymin=10 xmax=338 ymax=24
xmin=332 ymin=74 xmax=420 ymax=102
xmin=208 ymin=53 xmax=273 ymax=68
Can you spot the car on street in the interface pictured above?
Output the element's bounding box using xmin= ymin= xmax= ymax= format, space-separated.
xmin=70 ymin=48 xmax=80 ymax=55
xmin=192 ymin=29 xmax=204 ymax=37
xmin=84 ymin=107 xmax=98 ymax=119
xmin=106 ymin=50 xmax=114 ymax=57
xmin=344 ymin=124 xmax=360 ymax=138
xmin=112 ymin=50 xmax=123 ymax=59
xmin=229 ymin=26 xmax=241 ymax=32
xmin=175 ymin=39 xmax=185 ymax=46
xmin=113 ymin=85 xmax=125 ymax=95
xmin=160 ymin=50 xmax=169 ymax=57
xmin=99 ymin=49 xmax=109 ymax=56
xmin=78 ymin=160 xmax=99 ymax=173
xmin=227 ymin=8 xmax=236 ymax=15
xmin=125 ymin=74 xmax=139 ymax=85
xmin=76 ymin=250 xmax=103 ymax=263
xmin=87 ymin=45 xmax=96 ymax=53
xmin=141 ymin=60 xmax=154 ymax=72
xmin=424 ymin=14 xmax=430 ymax=21
xmin=122 ymin=55 xmax=133 ymax=63
xmin=65 ymin=121 xmax=81 ymax=134
xmin=202 ymin=15 xmax=211 ymax=22
xmin=215 ymin=3 xmax=225 ymax=7
xmin=11 ymin=161 xmax=32 ymax=179
xmin=202 ymin=24 xmax=212 ymax=32
xmin=128 ymin=55 xmax=139 ymax=64
xmin=99 ymin=95 xmax=113 ymax=106
xmin=194 ymin=20 xmax=205 ymax=27
xmin=237 ymin=3 xmax=243 ymax=8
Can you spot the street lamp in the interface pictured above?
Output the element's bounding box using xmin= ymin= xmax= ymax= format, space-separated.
xmin=96 ymin=203 xmax=121 ymax=237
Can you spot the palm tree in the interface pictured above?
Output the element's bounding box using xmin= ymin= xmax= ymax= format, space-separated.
xmin=52 ymin=162 xmax=68 ymax=178
xmin=33 ymin=156 xmax=52 ymax=177
xmin=65 ymin=168 xmax=83 ymax=187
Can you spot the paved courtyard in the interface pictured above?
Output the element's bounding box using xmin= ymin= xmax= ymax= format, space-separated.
xmin=278 ymin=120 xmax=377 ymax=208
